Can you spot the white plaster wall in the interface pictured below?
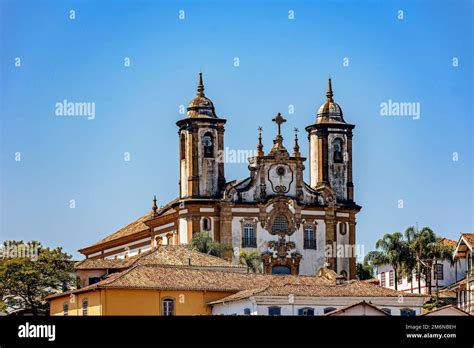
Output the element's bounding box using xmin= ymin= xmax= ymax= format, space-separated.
xmin=309 ymin=132 xmax=318 ymax=188
xmin=179 ymin=218 xmax=188 ymax=244
xmin=212 ymin=297 xmax=424 ymax=316
xmin=375 ymin=259 xmax=466 ymax=294
xmin=336 ymin=221 xmax=350 ymax=276
xmin=295 ymin=220 xmax=326 ymax=276
xmin=230 ymin=215 xmax=326 ymax=276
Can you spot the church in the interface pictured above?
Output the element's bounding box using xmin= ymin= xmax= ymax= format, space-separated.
xmin=78 ymin=73 xmax=361 ymax=279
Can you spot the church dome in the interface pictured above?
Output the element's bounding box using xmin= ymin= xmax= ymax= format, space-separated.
xmin=316 ymin=78 xmax=345 ymax=124
xmin=186 ymin=73 xmax=218 ymax=118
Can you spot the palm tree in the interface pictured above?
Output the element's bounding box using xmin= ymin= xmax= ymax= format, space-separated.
xmin=365 ymin=232 xmax=408 ymax=290
xmin=405 ymin=226 xmax=436 ymax=293
xmin=188 ymin=232 xmax=232 ymax=258
xmin=239 ymin=251 xmax=262 ymax=273
xmin=425 ymin=238 xmax=455 ymax=296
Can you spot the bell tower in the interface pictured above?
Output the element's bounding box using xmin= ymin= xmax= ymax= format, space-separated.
xmin=176 ymin=73 xmax=226 ymax=198
xmin=305 ymin=78 xmax=355 ymax=203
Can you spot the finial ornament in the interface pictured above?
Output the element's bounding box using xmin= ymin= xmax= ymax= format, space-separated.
xmin=152 ymin=195 xmax=158 ymax=215
xmin=326 ymin=77 xmax=334 ymax=102
xmin=293 ymin=127 xmax=300 ymax=157
xmin=257 ymin=126 xmax=264 ymax=157
xmin=197 ymin=72 xmax=205 ymax=97
xmin=272 ymin=112 xmax=287 ymax=136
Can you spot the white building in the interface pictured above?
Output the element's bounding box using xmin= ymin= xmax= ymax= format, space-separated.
xmin=209 ymin=282 xmax=428 ymax=316
xmin=451 ymin=233 xmax=474 ymax=314
xmin=373 ymin=238 xmax=467 ymax=294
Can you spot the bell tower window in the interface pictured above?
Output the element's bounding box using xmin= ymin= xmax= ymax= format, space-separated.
xmin=333 ymin=138 xmax=343 ymax=163
xmin=203 ymin=133 xmax=213 ymax=158
xmin=180 ymin=134 xmax=186 ymax=160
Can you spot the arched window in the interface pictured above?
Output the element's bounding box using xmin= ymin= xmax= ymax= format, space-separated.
xmin=180 ymin=134 xmax=186 ymax=160
xmin=339 ymin=222 xmax=347 ymax=235
xmin=272 ymin=216 xmax=288 ymax=234
xmin=63 ymin=302 xmax=68 ymax=316
xmin=304 ymin=225 xmax=316 ymax=249
xmin=82 ymin=298 xmax=88 ymax=316
xmin=202 ymin=217 xmax=211 ymax=231
xmin=242 ymin=223 xmax=256 ymax=247
xmin=324 ymin=307 xmax=337 ymax=314
xmin=203 ymin=132 xmax=213 ymax=158
xmin=162 ymin=298 xmax=175 ymax=316
xmin=298 ymin=307 xmax=315 ymax=316
xmin=333 ymin=138 xmax=343 ymax=163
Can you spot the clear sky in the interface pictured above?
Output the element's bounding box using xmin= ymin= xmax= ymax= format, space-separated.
xmin=1 ymin=0 xmax=472 ymax=259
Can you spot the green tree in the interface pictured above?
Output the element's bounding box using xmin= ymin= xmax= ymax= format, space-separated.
xmin=356 ymin=261 xmax=373 ymax=280
xmin=188 ymin=232 xmax=232 ymax=258
xmin=365 ymin=232 xmax=409 ymax=290
xmin=239 ymin=251 xmax=262 ymax=273
xmin=425 ymin=238 xmax=455 ymax=295
xmin=0 ymin=240 xmax=75 ymax=315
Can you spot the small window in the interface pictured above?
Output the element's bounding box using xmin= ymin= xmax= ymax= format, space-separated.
xmin=380 ymin=272 xmax=386 ymax=287
xmin=88 ymin=277 xmax=101 ymax=286
xmin=162 ymin=298 xmax=174 ymax=316
xmin=180 ymin=133 xmax=186 ymax=160
xmin=381 ymin=308 xmax=391 ymax=315
xmin=244 ymin=308 xmax=251 ymax=315
xmin=400 ymin=308 xmax=416 ymax=316
xmin=304 ymin=225 xmax=316 ymax=249
xmin=434 ymin=264 xmax=444 ymax=280
xmin=324 ymin=307 xmax=337 ymax=314
xmin=203 ymin=133 xmax=213 ymax=158
xmin=82 ymin=298 xmax=88 ymax=316
xmin=272 ymin=216 xmax=288 ymax=234
xmin=242 ymin=223 xmax=256 ymax=247
xmin=298 ymin=307 xmax=314 ymax=316
xmin=268 ymin=307 xmax=281 ymax=316
xmin=389 ymin=270 xmax=394 ymax=287
xmin=339 ymin=222 xmax=347 ymax=235
xmin=333 ymin=138 xmax=343 ymax=163
xmin=202 ymin=217 xmax=211 ymax=231
xmin=63 ymin=302 xmax=68 ymax=316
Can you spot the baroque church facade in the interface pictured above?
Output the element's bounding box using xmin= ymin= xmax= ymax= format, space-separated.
xmin=79 ymin=73 xmax=361 ymax=278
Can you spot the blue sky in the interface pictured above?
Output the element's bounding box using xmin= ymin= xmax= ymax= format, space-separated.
xmin=1 ymin=0 xmax=472 ymax=259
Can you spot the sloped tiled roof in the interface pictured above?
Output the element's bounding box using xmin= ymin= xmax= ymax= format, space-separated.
xmin=324 ymin=300 xmax=391 ymax=316
xmin=209 ymin=280 xmax=427 ymax=304
xmin=75 ymin=245 xmax=244 ymax=270
xmin=461 ymin=233 xmax=474 ymax=247
xmin=439 ymin=238 xmax=457 ymax=248
xmin=422 ymin=305 xmax=471 ymax=316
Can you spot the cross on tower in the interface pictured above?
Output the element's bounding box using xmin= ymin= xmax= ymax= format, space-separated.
xmin=272 ymin=112 xmax=287 ymax=136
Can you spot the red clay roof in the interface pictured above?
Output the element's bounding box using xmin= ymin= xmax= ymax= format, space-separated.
xmin=75 ymin=245 xmax=245 ymax=270
xmin=461 ymin=233 xmax=474 ymax=247
xmin=324 ymin=300 xmax=390 ymax=316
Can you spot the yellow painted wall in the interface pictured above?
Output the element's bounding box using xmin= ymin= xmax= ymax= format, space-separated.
xmin=50 ymin=290 xmax=101 ymax=316
xmin=49 ymin=288 xmax=233 ymax=316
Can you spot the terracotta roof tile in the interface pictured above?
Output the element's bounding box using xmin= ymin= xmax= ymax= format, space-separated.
xmin=75 ymin=245 xmax=245 ymax=270
xmin=461 ymin=233 xmax=474 ymax=247
xmin=209 ymin=281 xmax=427 ymax=304
xmin=324 ymin=300 xmax=390 ymax=316
xmin=439 ymin=238 xmax=457 ymax=248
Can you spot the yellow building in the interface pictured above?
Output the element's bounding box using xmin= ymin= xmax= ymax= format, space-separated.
xmin=47 ymin=250 xmax=332 ymax=316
